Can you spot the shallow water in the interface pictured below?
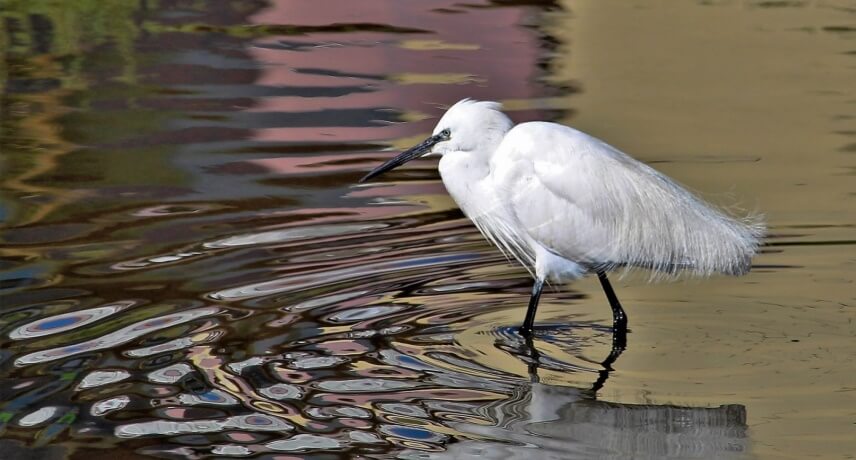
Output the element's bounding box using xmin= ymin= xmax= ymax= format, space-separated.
xmin=1 ymin=1 xmax=854 ymax=459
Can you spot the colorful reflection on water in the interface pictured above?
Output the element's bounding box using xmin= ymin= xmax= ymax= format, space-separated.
xmin=1 ymin=1 xmax=853 ymax=459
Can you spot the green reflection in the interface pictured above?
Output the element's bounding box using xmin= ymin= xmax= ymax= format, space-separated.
xmin=0 ymin=0 xmax=182 ymax=226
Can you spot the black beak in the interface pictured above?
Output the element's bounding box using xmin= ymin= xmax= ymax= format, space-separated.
xmin=359 ymin=134 xmax=443 ymax=183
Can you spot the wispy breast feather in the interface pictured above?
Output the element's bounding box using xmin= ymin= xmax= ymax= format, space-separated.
xmin=470 ymin=212 xmax=536 ymax=276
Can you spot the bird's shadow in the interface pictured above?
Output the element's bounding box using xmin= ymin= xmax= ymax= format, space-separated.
xmin=495 ymin=320 xmax=628 ymax=395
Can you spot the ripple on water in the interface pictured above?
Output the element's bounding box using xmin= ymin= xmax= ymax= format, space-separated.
xmin=13 ymin=307 xmax=220 ymax=366
xmin=290 ymin=356 xmax=348 ymax=369
xmin=132 ymin=204 xmax=217 ymax=217
xmin=90 ymin=396 xmax=131 ymax=416
xmin=148 ymin=363 xmax=194 ymax=384
xmin=8 ymin=301 xmax=135 ymax=340
xmin=77 ymin=369 xmax=131 ymax=389
xmin=18 ymin=406 xmax=59 ymax=427
xmin=207 ymin=252 xmax=482 ymax=301
xmin=258 ymin=383 xmax=302 ymax=400
xmin=287 ymin=290 xmax=370 ymax=311
xmin=125 ymin=330 xmax=224 ymax=357
xmin=177 ymin=389 xmax=240 ymax=407
xmin=111 ymin=251 xmax=205 ymax=271
xmin=203 ymin=223 xmax=388 ymax=249
xmin=326 ymin=305 xmax=405 ymax=322
xmin=380 ymin=424 xmax=449 ymax=444
xmin=115 ymin=413 xmax=293 ymax=438
xmin=379 ymin=403 xmax=430 ymax=418
xmin=316 ymin=378 xmax=418 ymax=392
xmin=306 ymin=406 xmax=372 ymax=420
xmin=210 ymin=445 xmax=253 ymax=456
xmin=266 ymin=434 xmax=342 ymax=452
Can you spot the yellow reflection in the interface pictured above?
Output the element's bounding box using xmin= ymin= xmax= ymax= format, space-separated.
xmin=398 ymin=39 xmax=480 ymax=51
xmin=390 ymin=73 xmax=485 ymax=85
xmin=500 ymin=97 xmax=571 ymax=112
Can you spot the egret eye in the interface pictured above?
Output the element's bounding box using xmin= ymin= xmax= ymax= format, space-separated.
xmin=439 ymin=128 xmax=451 ymax=140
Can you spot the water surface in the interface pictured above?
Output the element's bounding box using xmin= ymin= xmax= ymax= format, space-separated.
xmin=1 ymin=1 xmax=854 ymax=459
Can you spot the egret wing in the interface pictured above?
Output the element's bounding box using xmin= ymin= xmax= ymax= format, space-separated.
xmin=490 ymin=122 xmax=763 ymax=277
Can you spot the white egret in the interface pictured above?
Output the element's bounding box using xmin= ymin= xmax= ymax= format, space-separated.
xmin=360 ymin=99 xmax=765 ymax=336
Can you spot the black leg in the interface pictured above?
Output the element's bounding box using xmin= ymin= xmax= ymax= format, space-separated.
xmin=590 ymin=271 xmax=629 ymax=393
xmin=520 ymin=277 xmax=545 ymax=336
xmin=596 ymin=271 xmax=628 ymax=330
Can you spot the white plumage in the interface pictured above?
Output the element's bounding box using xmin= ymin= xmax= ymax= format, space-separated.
xmin=435 ymin=100 xmax=764 ymax=280
xmin=360 ymin=98 xmax=765 ymax=334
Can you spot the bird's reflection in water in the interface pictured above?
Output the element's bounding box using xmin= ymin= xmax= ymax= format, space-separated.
xmin=518 ymin=321 xmax=627 ymax=393
xmin=406 ymin=324 xmax=749 ymax=459
xmin=437 ymin=387 xmax=749 ymax=459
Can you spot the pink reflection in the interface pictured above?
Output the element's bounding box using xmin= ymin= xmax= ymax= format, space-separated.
xmin=347 ymin=183 xmax=446 ymax=199
xmin=246 ymin=0 xmax=544 ymax=144
xmin=227 ymin=432 xmax=258 ymax=442
xmin=249 ymin=153 xmax=378 ymax=174
xmin=252 ymin=125 xmax=407 ymax=143
xmin=340 ymin=418 xmax=372 ymax=429
xmin=164 ymin=408 xmax=188 ymax=419
xmin=314 ymin=340 xmax=371 ymax=356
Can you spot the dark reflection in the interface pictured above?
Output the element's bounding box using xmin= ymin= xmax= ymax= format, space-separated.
xmin=591 ymin=323 xmax=628 ymax=395
xmin=516 ymin=321 xmax=627 ymax=393
xmin=476 ymin=325 xmax=748 ymax=459
xmin=419 ymin=385 xmax=748 ymax=459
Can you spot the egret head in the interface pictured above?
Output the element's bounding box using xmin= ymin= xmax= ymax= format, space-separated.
xmin=359 ymin=99 xmax=512 ymax=183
